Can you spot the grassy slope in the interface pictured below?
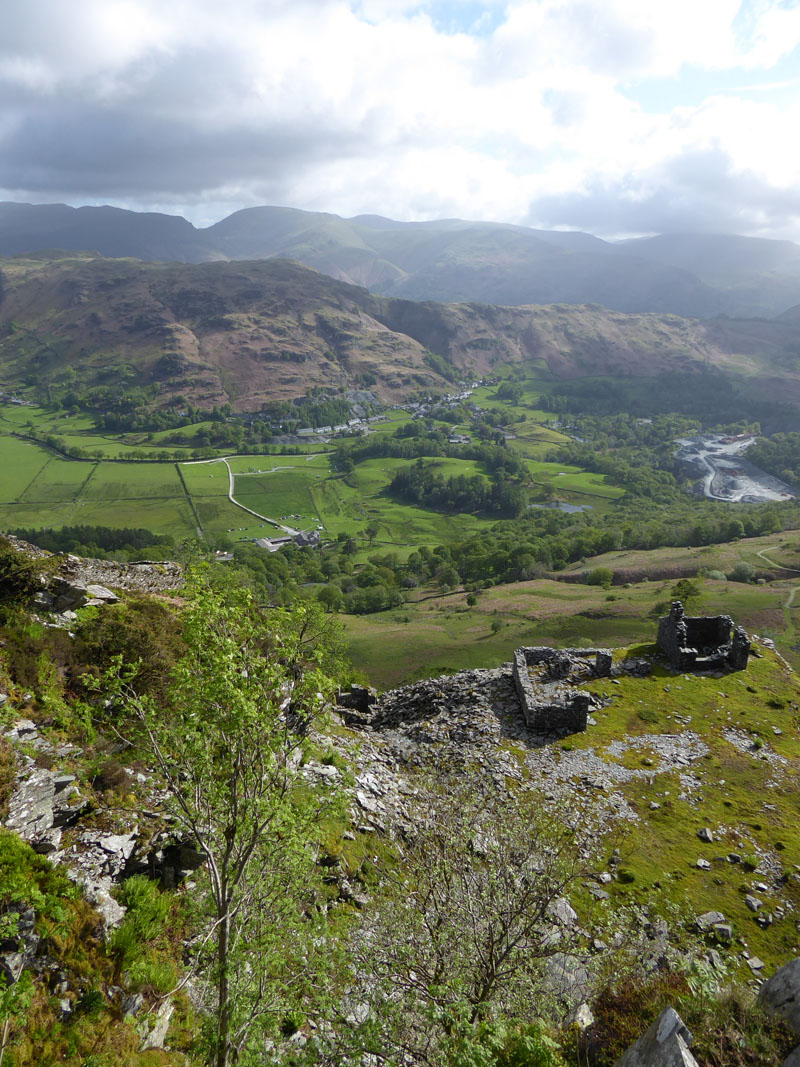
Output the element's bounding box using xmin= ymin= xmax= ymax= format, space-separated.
xmin=564 ymin=645 xmax=800 ymax=979
xmin=342 ymin=572 xmax=800 ymax=688
xmin=6 ymin=252 xmax=800 ymax=413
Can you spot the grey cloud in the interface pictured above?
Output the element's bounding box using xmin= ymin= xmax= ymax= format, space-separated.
xmin=527 ymin=147 xmax=800 ymax=237
xmin=0 ymin=104 xmax=372 ymax=199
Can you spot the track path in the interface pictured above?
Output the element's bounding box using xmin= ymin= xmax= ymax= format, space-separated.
xmin=756 ymin=545 xmax=800 ymax=574
xmin=181 ymin=454 xmax=300 ymax=533
xmin=752 ymin=545 xmax=800 ymax=613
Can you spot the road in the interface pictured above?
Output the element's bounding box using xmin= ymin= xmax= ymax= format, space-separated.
xmin=183 ymin=456 xmax=300 ymax=535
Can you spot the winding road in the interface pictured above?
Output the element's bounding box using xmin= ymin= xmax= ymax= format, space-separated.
xmin=183 ymin=456 xmax=301 ymax=535
xmin=755 ymin=545 xmax=800 ymax=575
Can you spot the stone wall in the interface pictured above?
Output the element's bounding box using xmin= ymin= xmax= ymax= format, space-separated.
xmin=512 ymin=646 xmax=612 ymax=734
xmin=657 ymin=600 xmax=750 ymax=672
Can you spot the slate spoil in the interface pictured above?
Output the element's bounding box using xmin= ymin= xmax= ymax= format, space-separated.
xmin=345 ymin=665 xmax=714 ymax=828
xmin=1 ymin=719 xmax=203 ymax=932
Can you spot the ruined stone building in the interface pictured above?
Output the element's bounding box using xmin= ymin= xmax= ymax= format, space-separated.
xmin=657 ymin=600 xmax=750 ymax=672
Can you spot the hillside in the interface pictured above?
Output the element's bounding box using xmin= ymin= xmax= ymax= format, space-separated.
xmin=0 ymin=255 xmax=442 ymax=411
xmin=3 ymin=202 xmax=800 ymax=318
xmin=2 ymin=539 xmax=800 ymax=1065
xmin=4 ymin=252 xmax=800 ymax=412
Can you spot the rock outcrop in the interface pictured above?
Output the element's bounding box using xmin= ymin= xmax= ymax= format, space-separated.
xmin=3 ymin=534 xmax=183 ymax=613
xmin=760 ymin=957 xmax=800 ymax=1065
xmin=613 ymin=1007 xmax=699 ymax=1067
xmin=2 ymin=719 xmax=203 ymax=929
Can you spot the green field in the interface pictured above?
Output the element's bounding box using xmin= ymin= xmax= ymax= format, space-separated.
xmin=235 ymin=467 xmax=324 ymax=526
xmin=308 ymin=457 xmax=495 ymax=544
xmin=19 ymin=457 xmax=95 ymax=505
xmin=71 ymin=462 xmax=194 ymax=533
xmin=0 ymin=378 xmax=620 ymax=548
xmin=0 ymin=436 xmax=65 ymax=502
xmin=526 ymin=458 xmax=624 ymax=504
xmin=341 ymin=573 xmax=800 ymax=688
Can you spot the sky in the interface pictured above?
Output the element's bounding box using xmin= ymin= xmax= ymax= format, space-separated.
xmin=2 ymin=0 xmax=800 ymax=239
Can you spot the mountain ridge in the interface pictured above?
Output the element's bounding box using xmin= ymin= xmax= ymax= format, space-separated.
xmin=2 ymin=201 xmax=800 ymax=318
xmin=2 ymin=252 xmax=800 ymax=413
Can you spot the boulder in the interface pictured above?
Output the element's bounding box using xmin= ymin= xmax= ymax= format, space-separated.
xmin=571 ymin=1003 xmax=595 ymax=1031
xmin=50 ymin=576 xmax=88 ymax=612
xmin=614 ymin=1007 xmax=699 ymax=1067
xmin=5 ymin=767 xmax=56 ymax=839
xmin=547 ymin=897 xmax=579 ymax=927
xmin=695 ymin=910 xmax=725 ymax=931
xmin=139 ymin=998 xmax=174 ymax=1051
xmin=544 ymin=953 xmax=591 ymax=1004
xmin=85 ymin=584 xmax=119 ymax=603
xmin=759 ymin=957 xmax=800 ymax=1037
xmin=4 ymin=761 xmax=88 ymax=850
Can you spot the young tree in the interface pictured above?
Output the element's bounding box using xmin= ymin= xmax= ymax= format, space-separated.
xmin=356 ymin=772 xmax=598 ymax=1065
xmin=114 ymin=577 xmax=344 ymax=1067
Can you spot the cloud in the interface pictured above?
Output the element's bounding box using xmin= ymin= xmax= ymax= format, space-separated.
xmin=0 ymin=0 xmax=799 ymax=239
xmin=527 ymin=145 xmax=800 ymax=237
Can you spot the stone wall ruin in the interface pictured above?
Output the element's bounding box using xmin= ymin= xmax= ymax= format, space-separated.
xmin=512 ymin=646 xmax=612 ymax=733
xmin=657 ymin=600 xmax=750 ymax=672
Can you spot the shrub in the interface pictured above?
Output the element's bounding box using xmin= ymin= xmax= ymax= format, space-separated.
xmin=688 ymin=985 xmax=797 ymax=1066
xmin=0 ymin=537 xmax=54 ymax=605
xmin=575 ymin=970 xmax=690 ymax=1065
xmin=91 ymin=758 xmax=131 ymax=794
xmin=110 ymin=875 xmax=173 ymax=978
xmin=727 ymin=562 xmax=755 ymax=584
xmin=74 ymin=598 xmax=185 ymax=699
xmin=0 ymin=739 xmax=15 ymax=819
xmin=586 ymin=567 xmax=614 ymax=588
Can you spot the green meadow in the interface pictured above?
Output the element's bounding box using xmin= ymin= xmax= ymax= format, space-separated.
xmin=0 ymin=377 xmax=599 ymax=544
xmin=341 ymin=573 xmax=800 ymax=689
xmin=565 ymin=645 xmax=800 ymax=978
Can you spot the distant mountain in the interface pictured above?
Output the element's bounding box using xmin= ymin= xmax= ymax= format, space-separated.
xmin=3 ymin=252 xmax=800 ymax=414
xmin=619 ymin=233 xmax=800 ymax=319
xmin=2 ymin=202 xmax=800 ymax=318
xmin=0 ymin=202 xmax=217 ymax=262
xmin=203 ymin=208 xmax=724 ymax=317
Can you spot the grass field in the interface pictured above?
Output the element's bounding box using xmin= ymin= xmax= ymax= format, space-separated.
xmin=20 ymin=457 xmax=95 ymax=504
xmin=341 ymin=573 xmax=800 ymax=688
xmin=526 ymin=458 xmax=624 ymax=504
xmin=235 ymin=467 xmax=324 ymax=526
xmin=0 ymin=378 xmax=627 ymax=547
xmin=559 ymin=531 xmax=800 ymax=581
xmin=0 ymin=433 xmax=525 ymax=548
xmin=308 ymin=458 xmax=495 ymax=544
xmin=70 ymin=461 xmax=196 ymax=534
xmin=0 ymin=403 xmax=195 ymax=459
xmin=557 ymin=646 xmax=800 ymax=978
xmin=0 ymin=436 xmax=62 ymax=502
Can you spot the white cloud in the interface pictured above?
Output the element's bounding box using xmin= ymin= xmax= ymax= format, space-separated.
xmin=0 ymin=0 xmax=799 ymax=239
